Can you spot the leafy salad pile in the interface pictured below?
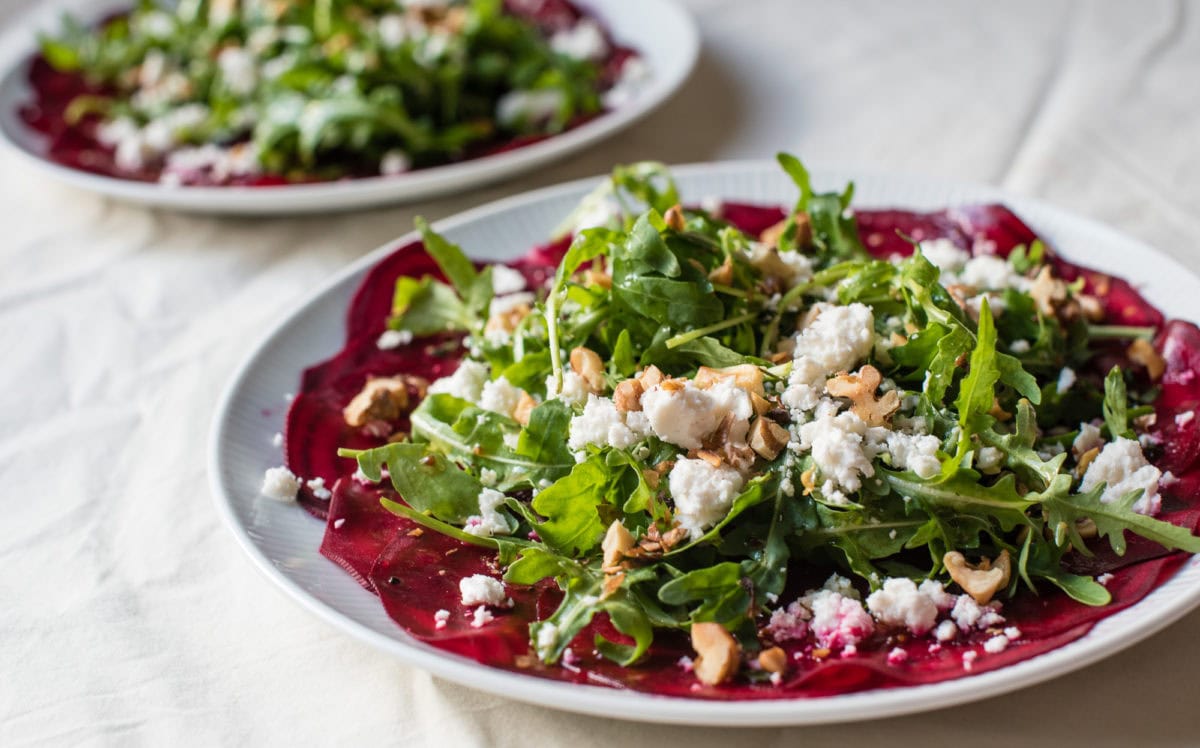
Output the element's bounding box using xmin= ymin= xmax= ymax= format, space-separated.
xmin=341 ymin=155 xmax=1200 ymax=676
xmin=38 ymin=0 xmax=621 ymax=183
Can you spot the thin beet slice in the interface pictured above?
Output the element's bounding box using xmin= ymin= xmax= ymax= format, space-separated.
xmin=285 ymin=201 xmax=1200 ymax=698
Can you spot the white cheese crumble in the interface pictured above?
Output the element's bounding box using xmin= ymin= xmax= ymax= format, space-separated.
xmin=536 ymin=622 xmax=559 ymax=659
xmin=306 ymin=477 xmax=332 ymax=501
xmin=260 ymin=466 xmax=301 ymax=502
xmin=1096 ymin=573 xmax=1114 ymax=587
xmin=479 ymin=467 xmax=498 ymax=487
xmin=376 ymin=329 xmax=414 ymax=349
xmin=491 ymin=265 xmax=528 ymax=295
xmin=602 ymin=56 xmax=651 ymax=109
xmin=434 ymin=609 xmax=450 ymax=629
xmin=983 ymin=634 xmax=1010 ymax=654
xmin=567 ymin=395 xmax=650 ymax=452
xmin=470 ymin=606 xmax=494 ymax=628
xmin=962 ymin=650 xmax=978 ymax=671
xmin=1056 ymin=367 xmax=1077 ymax=394
xmin=1010 ymin=339 xmax=1031 ymax=354
xmin=641 ymin=379 xmax=753 ymax=451
xmin=806 ymin=587 xmax=875 ymax=651
xmin=217 ymin=47 xmax=258 ymax=96
xmin=919 ymin=239 xmax=971 ymax=273
xmin=459 ymin=574 xmax=509 ymax=607
xmin=782 ymin=303 xmax=876 ymax=411
xmin=950 ymin=595 xmax=1005 ymax=632
xmin=464 ymin=488 xmax=512 ymax=538
xmin=380 ymin=150 xmax=412 ymax=176
xmin=797 ymin=409 xmax=887 ymax=503
xmin=546 ymin=371 xmax=590 ymax=406
xmin=272 ymin=432 xmax=283 ymax=448
xmin=479 ymin=376 xmax=525 ymax=419
xmin=550 ymin=19 xmax=609 ymax=60
xmin=1176 ymin=410 xmax=1195 ymax=428
xmin=497 ymin=89 xmax=565 ymax=127
xmin=668 ymin=458 xmax=746 ymax=538
xmin=1079 ymin=437 xmax=1163 ymax=515
xmin=976 ymin=446 xmax=1003 ymax=472
xmin=934 ymin=619 xmax=958 ymax=642
xmin=886 ymin=431 xmax=943 ymax=478
xmin=865 ymin=577 xmax=941 ymax=635
xmin=1073 ymin=422 xmax=1104 ymax=457
xmin=428 ymin=360 xmax=490 ymax=403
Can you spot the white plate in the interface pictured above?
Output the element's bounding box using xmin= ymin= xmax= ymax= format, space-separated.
xmin=0 ymin=0 xmax=697 ymax=214
xmin=209 ymin=161 xmax=1200 ymax=726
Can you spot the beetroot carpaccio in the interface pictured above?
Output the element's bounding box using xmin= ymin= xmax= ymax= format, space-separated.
xmin=276 ymin=165 xmax=1200 ymax=699
xmin=20 ymin=0 xmax=640 ymax=187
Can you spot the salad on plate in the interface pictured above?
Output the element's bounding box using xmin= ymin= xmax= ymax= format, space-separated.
xmin=266 ymin=156 xmax=1200 ymax=697
xmin=21 ymin=0 xmax=642 ymax=186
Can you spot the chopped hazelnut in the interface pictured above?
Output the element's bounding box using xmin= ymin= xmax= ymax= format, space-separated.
xmin=759 ymin=212 xmax=812 ymax=249
xmin=601 ymin=520 xmax=635 ymax=572
xmin=691 ymin=623 xmax=741 ymax=686
xmin=512 ymin=392 xmax=537 ymax=426
xmin=749 ymin=417 xmax=790 ymax=460
xmin=664 ymin=204 xmax=686 ymax=232
xmin=944 ymin=550 xmax=1011 ymax=605
xmin=757 ymin=646 xmax=787 ymax=675
xmin=824 ymin=365 xmax=900 ymax=426
xmin=640 ymin=365 xmax=665 ymax=389
xmin=569 ymin=346 xmax=606 ymax=393
xmin=613 ymin=378 xmax=644 ymax=412
xmin=693 ymin=364 xmax=766 ymax=397
xmin=343 ymin=376 xmax=411 ymax=427
xmin=708 ymin=257 xmax=734 ymax=286
xmin=1127 ymin=338 xmax=1166 ymax=381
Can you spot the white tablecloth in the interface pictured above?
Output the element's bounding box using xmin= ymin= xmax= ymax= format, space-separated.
xmin=4 ymin=1 xmax=1200 ymax=745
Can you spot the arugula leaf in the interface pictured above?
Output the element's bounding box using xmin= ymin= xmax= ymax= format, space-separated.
xmin=1103 ymin=366 xmax=1132 ymax=439
xmin=342 ymin=442 xmax=481 ymax=524
xmin=658 ymin=563 xmax=751 ymax=625
xmin=414 ymin=218 xmax=492 ymax=320
xmin=390 ymin=276 xmax=471 ymax=335
xmin=1041 ymin=486 xmax=1200 ymax=556
xmin=523 ymin=457 xmax=611 ymax=556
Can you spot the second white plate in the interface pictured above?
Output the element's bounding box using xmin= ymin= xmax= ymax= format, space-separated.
xmin=0 ymin=0 xmax=698 ymax=214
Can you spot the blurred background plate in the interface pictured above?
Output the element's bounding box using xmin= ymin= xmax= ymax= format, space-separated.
xmin=0 ymin=0 xmax=698 ymax=214
xmin=210 ymin=161 xmax=1200 ymax=726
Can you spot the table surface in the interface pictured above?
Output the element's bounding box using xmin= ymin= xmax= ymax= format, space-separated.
xmin=4 ymin=1 xmax=1200 ymax=745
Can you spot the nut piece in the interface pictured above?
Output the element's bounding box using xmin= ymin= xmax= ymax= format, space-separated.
xmin=569 ymin=346 xmax=606 ymax=393
xmin=943 ymin=550 xmax=1012 ymax=605
xmin=757 ymin=646 xmax=787 ymax=675
xmin=512 ymin=392 xmax=537 ymax=427
xmin=759 ymin=212 xmax=812 ymax=249
xmin=825 ymin=365 xmax=900 ymax=426
xmin=343 ymin=377 xmax=410 ymax=427
xmin=664 ymin=204 xmax=687 ymax=232
xmin=1030 ymin=266 xmax=1072 ymax=319
xmin=749 ymin=417 xmax=790 ymax=461
xmin=602 ymin=520 xmax=635 ymax=573
xmin=693 ymin=364 xmax=766 ymax=397
xmin=1127 ymin=338 xmax=1166 ymax=381
xmin=690 ymin=622 xmax=741 ymax=686
xmin=708 ymin=257 xmax=734 ymax=286
xmin=639 ymin=365 xmax=665 ymax=389
xmin=613 ymin=378 xmax=645 ymax=412
xmin=1075 ymin=446 xmax=1100 ymax=478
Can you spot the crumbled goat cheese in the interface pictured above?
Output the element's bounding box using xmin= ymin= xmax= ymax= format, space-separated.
xmin=376 ymin=329 xmax=414 ymax=349
xmin=782 ymin=303 xmax=876 ymax=411
xmin=962 ymin=650 xmax=978 ymax=671
xmin=887 ymin=647 xmax=909 ymax=664
xmin=428 ymin=360 xmax=490 ymax=402
xmin=1080 ymin=437 xmax=1163 ymax=515
xmin=306 ymin=477 xmax=332 ymax=500
xmin=951 ymin=595 xmax=1005 ymax=631
xmin=272 ymin=432 xmax=283 ymax=448
xmin=464 ymin=488 xmax=512 ymax=537
xmin=491 ymin=265 xmax=528 ymax=295
xmin=958 ymin=255 xmax=1029 ymax=292
xmin=1096 ymin=573 xmax=1114 ymax=587
xmin=536 ymin=622 xmax=559 ymax=659
xmin=1010 ymin=339 xmax=1031 ymax=354
xmin=934 ymin=619 xmax=958 ymax=642
xmin=434 ymin=609 xmax=450 ymax=629
xmin=489 ymin=291 xmax=535 ymax=318
xmin=920 ymin=239 xmax=970 ymax=274
xmin=886 ymin=431 xmax=943 ymax=478
xmin=976 ymin=446 xmax=1004 ymax=472
xmin=261 ymin=466 xmax=301 ymax=502
xmin=332 ymin=518 xmax=345 ymax=529
xmin=459 ymin=574 xmax=509 ymax=607
xmin=550 ymin=18 xmax=609 ymax=60
xmin=568 ymin=395 xmax=650 ymax=451
xmin=1057 ymin=367 xmax=1077 ymax=394
xmin=470 ymin=606 xmax=494 ymax=628
xmin=983 ymin=634 xmax=1010 ymax=654
xmin=668 ymin=458 xmax=746 ymax=538
xmin=641 ymin=379 xmax=753 ymax=450
xmin=546 ymin=371 xmax=590 ymax=406
xmin=797 ymin=408 xmax=886 ymax=503
xmin=1003 ymin=626 xmax=1022 ymax=639
xmin=479 ymin=376 xmax=525 ymax=419
xmin=806 ymin=588 xmax=875 ymax=650
xmin=1073 ymin=422 xmax=1104 ymax=456
xmin=865 ymin=577 xmax=941 ymax=635
xmin=217 ymin=47 xmax=258 ymax=96
xmin=479 ymin=468 xmax=498 ymax=487
xmin=766 ymin=601 xmax=811 ymax=642
xmin=380 ymin=150 xmax=411 ymax=176
xmin=1176 ymin=410 xmax=1196 ymax=428
xmin=497 ymin=89 xmax=565 ymax=127
xmin=602 ymin=56 xmax=651 ymax=109
xmin=377 ymin=13 xmax=419 ymax=48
